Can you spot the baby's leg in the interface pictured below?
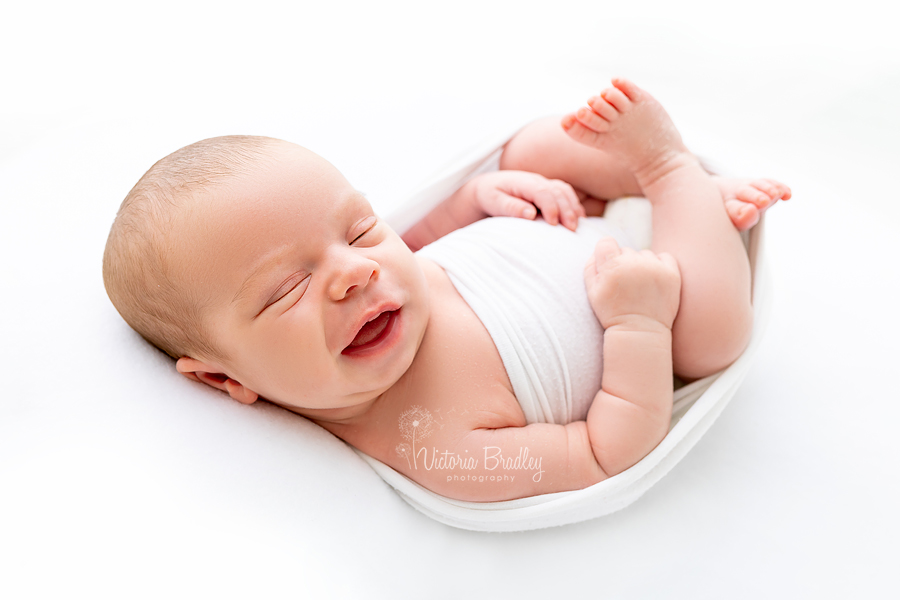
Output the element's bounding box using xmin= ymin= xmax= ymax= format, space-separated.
xmin=562 ymin=79 xmax=753 ymax=379
xmin=501 ymin=116 xmax=790 ymax=230
xmin=501 ymin=116 xmax=641 ymax=204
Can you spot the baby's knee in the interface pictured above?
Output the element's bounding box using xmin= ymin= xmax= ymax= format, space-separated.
xmin=499 ymin=117 xmax=566 ymax=173
xmin=674 ymin=302 xmax=754 ymax=379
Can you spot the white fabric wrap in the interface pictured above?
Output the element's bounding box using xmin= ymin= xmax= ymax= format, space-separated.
xmin=416 ymin=216 xmax=636 ymax=425
xmin=357 ymin=125 xmax=769 ymax=532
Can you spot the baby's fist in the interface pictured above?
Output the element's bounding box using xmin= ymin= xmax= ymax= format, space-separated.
xmin=584 ymin=238 xmax=681 ymax=329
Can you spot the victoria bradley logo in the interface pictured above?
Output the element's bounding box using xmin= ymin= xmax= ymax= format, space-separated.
xmin=395 ymin=405 xmax=544 ymax=483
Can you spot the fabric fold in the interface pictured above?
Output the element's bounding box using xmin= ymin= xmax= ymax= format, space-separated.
xmin=417 ymin=216 xmax=636 ymax=425
xmin=368 ymin=122 xmax=769 ymax=531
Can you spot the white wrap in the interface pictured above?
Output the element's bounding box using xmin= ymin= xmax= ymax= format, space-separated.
xmin=417 ymin=216 xmax=636 ymax=425
xmin=354 ymin=125 xmax=770 ymax=532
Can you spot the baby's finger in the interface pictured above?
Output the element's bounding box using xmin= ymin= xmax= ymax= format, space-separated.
xmin=490 ymin=190 xmax=538 ymax=220
xmin=532 ymin=189 xmax=561 ymax=226
xmin=535 ymin=183 xmax=580 ymax=231
xmin=583 ymin=251 xmax=597 ymax=279
xmin=594 ymin=237 xmax=622 ymax=268
xmin=554 ymin=180 xmax=585 ymax=229
xmin=657 ymin=252 xmax=681 ymax=278
xmin=576 ymin=198 xmax=587 ymax=218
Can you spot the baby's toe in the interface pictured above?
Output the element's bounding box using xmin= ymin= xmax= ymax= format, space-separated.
xmin=726 ymin=199 xmax=760 ymax=231
xmin=611 ymin=77 xmax=643 ymax=102
xmin=575 ymin=106 xmax=611 ymax=133
xmin=600 ymin=86 xmax=632 ymax=113
xmin=737 ymin=186 xmax=774 ymax=208
xmin=562 ymin=114 xmax=605 ymax=147
xmin=764 ymin=179 xmax=792 ymax=200
xmin=587 ymin=96 xmax=618 ymax=122
xmin=750 ymin=180 xmax=782 ymax=202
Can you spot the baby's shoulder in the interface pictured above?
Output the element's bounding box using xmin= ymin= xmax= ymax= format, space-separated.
xmin=339 ymin=257 xmax=527 ymax=466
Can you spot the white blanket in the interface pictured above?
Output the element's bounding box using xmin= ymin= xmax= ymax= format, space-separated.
xmin=365 ymin=126 xmax=770 ymax=531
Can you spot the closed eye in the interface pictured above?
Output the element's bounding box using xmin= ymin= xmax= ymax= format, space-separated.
xmin=351 ymin=217 xmax=377 ymax=244
xmin=264 ymin=273 xmax=310 ymax=311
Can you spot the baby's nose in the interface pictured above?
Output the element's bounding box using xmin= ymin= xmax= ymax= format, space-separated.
xmin=327 ymin=249 xmax=379 ymax=300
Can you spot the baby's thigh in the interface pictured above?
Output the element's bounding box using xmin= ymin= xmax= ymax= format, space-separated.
xmin=501 ymin=117 xmax=588 ymax=181
xmin=499 ymin=117 xmax=635 ymax=200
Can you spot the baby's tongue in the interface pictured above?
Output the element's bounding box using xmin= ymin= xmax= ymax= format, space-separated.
xmin=349 ymin=311 xmax=391 ymax=347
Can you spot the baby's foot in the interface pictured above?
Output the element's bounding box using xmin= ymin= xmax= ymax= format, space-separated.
xmin=579 ymin=180 xmax=790 ymax=231
xmin=561 ymin=78 xmax=692 ymax=189
xmin=716 ymin=177 xmax=793 ymax=230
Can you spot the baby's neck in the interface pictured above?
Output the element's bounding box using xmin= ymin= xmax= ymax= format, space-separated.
xmin=284 ymin=393 xmax=383 ymax=425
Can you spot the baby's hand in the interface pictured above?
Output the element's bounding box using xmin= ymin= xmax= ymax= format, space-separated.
xmin=470 ymin=170 xmax=585 ymax=231
xmin=584 ymin=238 xmax=681 ymax=329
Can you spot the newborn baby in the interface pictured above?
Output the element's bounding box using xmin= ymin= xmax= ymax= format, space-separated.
xmin=103 ymin=79 xmax=790 ymax=501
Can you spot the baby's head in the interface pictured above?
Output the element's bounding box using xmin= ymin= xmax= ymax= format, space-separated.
xmin=104 ymin=136 xmax=430 ymax=419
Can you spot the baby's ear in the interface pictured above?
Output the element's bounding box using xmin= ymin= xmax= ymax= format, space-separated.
xmin=175 ymin=357 xmax=259 ymax=405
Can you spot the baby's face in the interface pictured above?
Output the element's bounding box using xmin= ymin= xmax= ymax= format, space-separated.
xmin=178 ymin=143 xmax=430 ymax=419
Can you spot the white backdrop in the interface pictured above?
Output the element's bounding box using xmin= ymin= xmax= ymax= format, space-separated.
xmin=2 ymin=1 xmax=899 ymax=598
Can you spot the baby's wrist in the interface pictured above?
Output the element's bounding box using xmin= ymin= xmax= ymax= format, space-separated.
xmin=446 ymin=177 xmax=490 ymax=223
xmin=602 ymin=313 xmax=673 ymax=335
xmin=462 ymin=176 xmax=491 ymax=216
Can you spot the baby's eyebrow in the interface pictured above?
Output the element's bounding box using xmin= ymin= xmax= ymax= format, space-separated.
xmin=231 ymin=190 xmax=369 ymax=309
xmin=232 ymin=248 xmax=291 ymax=308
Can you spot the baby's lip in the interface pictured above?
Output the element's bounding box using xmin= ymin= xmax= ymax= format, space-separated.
xmin=342 ymin=301 xmax=402 ymax=351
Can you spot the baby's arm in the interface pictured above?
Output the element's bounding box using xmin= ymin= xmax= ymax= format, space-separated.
xmin=584 ymin=238 xmax=681 ymax=474
xmin=392 ymin=238 xmax=680 ymax=501
xmin=401 ymin=170 xmax=584 ymax=251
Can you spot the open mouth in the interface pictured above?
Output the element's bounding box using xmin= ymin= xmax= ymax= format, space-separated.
xmin=342 ymin=309 xmax=400 ymax=355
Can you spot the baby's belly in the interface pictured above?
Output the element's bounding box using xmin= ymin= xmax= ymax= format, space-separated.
xmin=415 ymin=217 xmax=633 ymax=424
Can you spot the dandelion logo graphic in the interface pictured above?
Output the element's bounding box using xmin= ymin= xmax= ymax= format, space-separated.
xmin=396 ymin=405 xmax=434 ymax=469
xmin=395 ymin=443 xmax=413 ymax=468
